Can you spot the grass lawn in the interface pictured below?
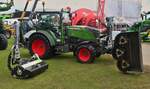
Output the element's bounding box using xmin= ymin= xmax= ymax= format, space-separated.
xmin=0 ymin=38 xmax=150 ymax=89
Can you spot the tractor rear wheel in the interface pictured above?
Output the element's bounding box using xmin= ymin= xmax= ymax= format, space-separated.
xmin=29 ymin=34 xmax=52 ymax=59
xmin=76 ymin=45 xmax=95 ymax=63
xmin=0 ymin=34 xmax=8 ymax=50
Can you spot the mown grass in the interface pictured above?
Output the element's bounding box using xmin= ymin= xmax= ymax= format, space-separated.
xmin=0 ymin=38 xmax=150 ymax=89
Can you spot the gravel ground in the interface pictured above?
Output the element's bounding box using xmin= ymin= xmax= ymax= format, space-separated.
xmin=142 ymin=43 xmax=150 ymax=65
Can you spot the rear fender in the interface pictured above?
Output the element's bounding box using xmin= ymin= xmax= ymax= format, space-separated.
xmin=29 ymin=30 xmax=56 ymax=46
xmin=24 ymin=30 xmax=36 ymax=39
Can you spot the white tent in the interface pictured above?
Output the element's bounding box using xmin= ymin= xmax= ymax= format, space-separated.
xmin=105 ymin=0 xmax=142 ymax=23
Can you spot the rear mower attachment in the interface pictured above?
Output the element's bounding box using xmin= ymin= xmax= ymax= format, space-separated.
xmin=113 ymin=32 xmax=144 ymax=73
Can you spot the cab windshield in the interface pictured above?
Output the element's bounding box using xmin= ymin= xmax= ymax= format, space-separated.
xmin=38 ymin=13 xmax=60 ymax=27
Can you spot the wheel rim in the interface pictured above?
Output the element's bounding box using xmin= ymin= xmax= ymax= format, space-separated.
xmin=119 ymin=36 xmax=127 ymax=45
xmin=116 ymin=48 xmax=124 ymax=58
xmin=78 ymin=48 xmax=91 ymax=62
xmin=121 ymin=60 xmax=129 ymax=69
xmin=32 ymin=39 xmax=47 ymax=57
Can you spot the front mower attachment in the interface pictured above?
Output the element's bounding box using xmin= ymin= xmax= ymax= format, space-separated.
xmin=8 ymin=54 xmax=48 ymax=79
xmin=112 ymin=32 xmax=143 ymax=73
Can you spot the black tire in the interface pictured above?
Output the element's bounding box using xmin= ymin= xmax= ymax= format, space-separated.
xmin=75 ymin=45 xmax=96 ymax=63
xmin=0 ymin=34 xmax=8 ymax=50
xmin=117 ymin=59 xmax=129 ymax=73
xmin=28 ymin=34 xmax=53 ymax=59
xmin=5 ymin=30 xmax=11 ymax=39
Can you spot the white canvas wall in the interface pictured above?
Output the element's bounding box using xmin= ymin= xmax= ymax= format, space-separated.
xmin=105 ymin=0 xmax=142 ymax=23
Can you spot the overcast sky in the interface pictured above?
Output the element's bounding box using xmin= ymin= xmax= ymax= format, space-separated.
xmin=0 ymin=0 xmax=150 ymax=11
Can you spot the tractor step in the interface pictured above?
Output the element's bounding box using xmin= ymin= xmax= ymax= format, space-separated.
xmin=55 ymin=44 xmax=70 ymax=53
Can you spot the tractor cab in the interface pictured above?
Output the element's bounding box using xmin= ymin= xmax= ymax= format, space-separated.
xmin=33 ymin=10 xmax=72 ymax=39
xmin=35 ymin=10 xmax=71 ymax=29
xmin=35 ymin=11 xmax=62 ymax=29
xmin=34 ymin=11 xmax=63 ymax=38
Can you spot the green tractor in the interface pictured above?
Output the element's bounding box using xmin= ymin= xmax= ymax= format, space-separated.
xmin=24 ymin=11 xmax=104 ymax=63
xmin=0 ymin=0 xmax=13 ymax=50
xmin=128 ymin=12 xmax=150 ymax=42
xmin=22 ymin=11 xmax=143 ymax=73
xmin=0 ymin=15 xmax=12 ymax=39
xmin=0 ymin=0 xmax=14 ymax=12
xmin=16 ymin=0 xmax=143 ymax=73
xmin=140 ymin=12 xmax=150 ymax=42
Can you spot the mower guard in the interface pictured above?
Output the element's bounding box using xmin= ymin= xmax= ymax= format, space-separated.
xmin=113 ymin=32 xmax=143 ymax=73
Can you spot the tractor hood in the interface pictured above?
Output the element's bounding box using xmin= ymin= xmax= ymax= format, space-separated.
xmin=66 ymin=25 xmax=100 ymax=33
xmin=66 ymin=26 xmax=100 ymax=41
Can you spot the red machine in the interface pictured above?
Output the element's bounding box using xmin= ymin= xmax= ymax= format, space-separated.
xmin=71 ymin=8 xmax=97 ymax=27
xmin=71 ymin=0 xmax=107 ymax=32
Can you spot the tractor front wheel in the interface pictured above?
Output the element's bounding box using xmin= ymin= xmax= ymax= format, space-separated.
xmin=76 ymin=45 xmax=95 ymax=63
xmin=29 ymin=34 xmax=52 ymax=59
